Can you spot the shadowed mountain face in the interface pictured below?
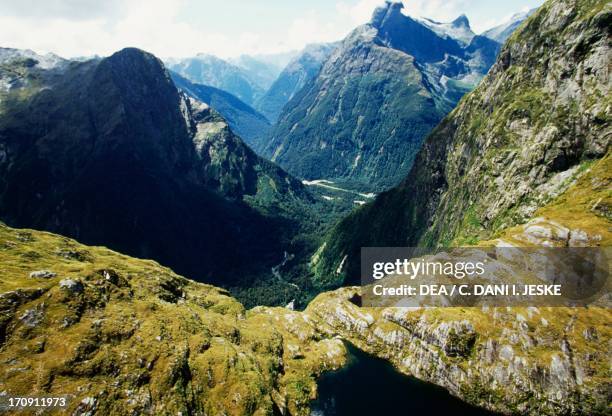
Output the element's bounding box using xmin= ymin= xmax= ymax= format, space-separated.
xmin=262 ymin=1 xmax=501 ymax=192
xmin=313 ymin=0 xmax=611 ymax=286
xmin=0 ymin=47 xmax=315 ymax=289
xmin=171 ymin=71 xmax=272 ymax=151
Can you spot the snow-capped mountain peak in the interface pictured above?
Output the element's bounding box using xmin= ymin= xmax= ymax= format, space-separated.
xmin=416 ymin=15 xmax=476 ymax=45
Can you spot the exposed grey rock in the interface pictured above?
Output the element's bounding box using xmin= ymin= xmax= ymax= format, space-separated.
xmin=59 ymin=279 xmax=84 ymax=294
xmin=18 ymin=304 xmax=44 ymax=327
xmin=29 ymin=270 xmax=56 ymax=279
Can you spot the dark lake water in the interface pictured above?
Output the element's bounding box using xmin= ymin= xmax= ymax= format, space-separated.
xmin=310 ymin=343 xmax=499 ymax=416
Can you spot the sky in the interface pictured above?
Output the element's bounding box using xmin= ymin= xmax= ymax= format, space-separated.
xmin=0 ymin=0 xmax=545 ymax=59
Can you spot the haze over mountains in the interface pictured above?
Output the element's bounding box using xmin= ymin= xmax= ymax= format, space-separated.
xmin=254 ymin=42 xmax=339 ymax=124
xmin=166 ymin=54 xmax=267 ymax=106
xmin=482 ymin=8 xmax=538 ymax=43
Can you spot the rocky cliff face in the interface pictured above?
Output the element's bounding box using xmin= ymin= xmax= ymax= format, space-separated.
xmin=306 ymin=155 xmax=610 ymax=414
xmin=315 ymin=0 xmax=611 ymax=283
xmin=0 ymin=48 xmax=316 ymax=295
xmin=306 ymin=287 xmax=610 ymax=415
xmin=171 ymin=71 xmax=272 ymax=151
xmin=263 ymin=2 xmax=501 ymax=192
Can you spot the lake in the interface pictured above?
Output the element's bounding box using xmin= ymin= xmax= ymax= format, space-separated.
xmin=310 ymin=343 xmax=500 ymax=416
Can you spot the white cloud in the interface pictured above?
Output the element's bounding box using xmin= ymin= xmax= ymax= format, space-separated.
xmin=336 ymin=0 xmax=386 ymax=25
xmin=0 ymin=0 xmax=540 ymax=59
xmin=400 ymin=0 xmax=469 ymax=23
xmin=0 ymin=0 xmax=202 ymax=58
xmin=281 ymin=10 xmax=351 ymax=51
xmin=0 ymin=0 xmax=124 ymax=20
xmin=0 ymin=0 xmax=351 ymax=59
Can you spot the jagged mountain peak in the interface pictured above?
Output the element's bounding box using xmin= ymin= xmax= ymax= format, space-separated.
xmin=370 ymin=1 xmax=405 ymax=28
xmin=0 ymin=47 xmax=318 ymax=295
xmin=263 ymin=0 xmax=503 ymax=192
xmin=416 ymin=15 xmax=476 ymax=45
xmin=452 ymin=13 xmax=470 ymax=28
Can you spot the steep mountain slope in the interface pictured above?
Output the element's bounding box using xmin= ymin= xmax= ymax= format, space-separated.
xmin=171 ymin=72 xmax=271 ymax=150
xmin=0 ymin=222 xmax=348 ymax=416
xmin=482 ymin=9 xmax=537 ymax=43
xmin=263 ymin=2 xmax=501 ymax=192
xmin=314 ymin=0 xmax=611 ymax=284
xmin=0 ymin=48 xmax=317 ymax=297
xmin=255 ymin=43 xmax=338 ymax=124
xmin=1 ymin=195 xmax=609 ymax=415
xmin=166 ymin=54 xmax=264 ymax=106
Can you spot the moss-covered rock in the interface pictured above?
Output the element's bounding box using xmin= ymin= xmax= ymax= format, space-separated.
xmin=0 ymin=223 xmax=346 ymax=415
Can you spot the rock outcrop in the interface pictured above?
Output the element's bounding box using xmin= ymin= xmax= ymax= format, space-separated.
xmin=0 ymin=222 xmax=346 ymax=416
xmin=171 ymin=71 xmax=272 ymax=150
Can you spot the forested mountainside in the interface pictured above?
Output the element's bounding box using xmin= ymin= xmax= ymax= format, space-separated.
xmin=171 ymin=71 xmax=272 ymax=150
xmin=263 ymin=1 xmax=501 ymax=192
xmin=254 ymin=42 xmax=338 ymax=125
xmin=313 ymin=0 xmax=611 ymax=286
xmin=0 ymin=47 xmax=324 ymax=304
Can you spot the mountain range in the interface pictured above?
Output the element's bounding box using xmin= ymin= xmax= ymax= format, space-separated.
xmin=166 ymin=54 xmax=267 ymax=106
xmin=313 ymin=0 xmax=611 ymax=286
xmin=0 ymin=47 xmax=321 ymax=303
xmin=0 ymin=0 xmax=610 ymax=415
xmin=254 ymin=42 xmax=339 ymax=124
xmin=228 ymin=53 xmax=291 ymax=91
xmin=262 ymin=1 xmax=503 ymax=192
